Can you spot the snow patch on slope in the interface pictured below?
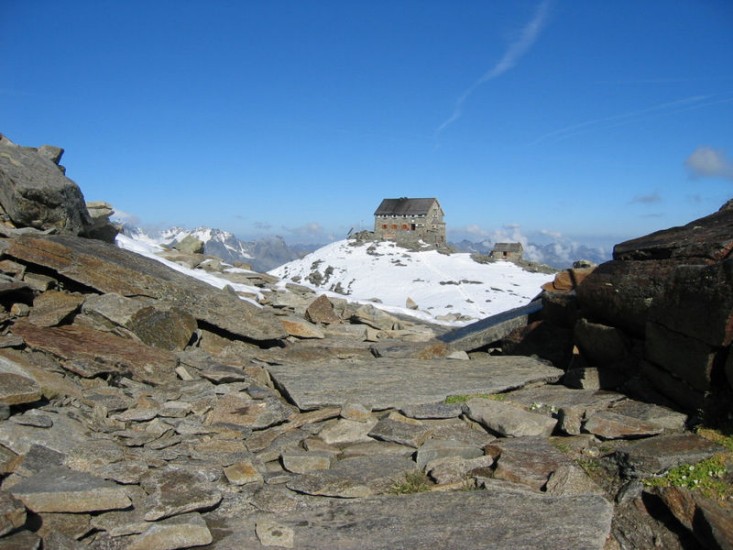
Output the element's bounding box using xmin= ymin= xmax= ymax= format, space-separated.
xmin=270 ymin=240 xmax=555 ymax=325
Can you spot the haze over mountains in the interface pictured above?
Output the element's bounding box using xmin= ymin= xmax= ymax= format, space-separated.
xmin=122 ymin=223 xmax=611 ymax=273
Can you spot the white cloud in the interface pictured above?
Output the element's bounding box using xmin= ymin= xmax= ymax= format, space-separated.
xmin=490 ymin=224 xmax=528 ymax=247
xmin=435 ymin=0 xmax=551 ymax=137
xmin=685 ymin=146 xmax=733 ymax=181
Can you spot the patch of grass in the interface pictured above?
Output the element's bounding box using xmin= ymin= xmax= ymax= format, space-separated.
xmin=576 ymin=458 xmax=603 ymax=478
xmin=389 ymin=471 xmax=432 ymax=495
xmin=550 ymin=440 xmax=572 ymax=454
xmin=444 ymin=393 xmax=505 ymax=404
xmin=643 ymin=455 xmax=731 ymax=500
xmin=696 ymin=427 xmax=733 ymax=452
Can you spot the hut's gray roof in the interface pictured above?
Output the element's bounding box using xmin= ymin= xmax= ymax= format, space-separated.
xmin=374 ymin=198 xmax=440 ymax=216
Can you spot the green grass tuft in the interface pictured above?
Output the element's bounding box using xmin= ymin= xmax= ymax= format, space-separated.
xmin=643 ymin=455 xmax=731 ymax=500
xmin=389 ymin=471 xmax=432 ymax=495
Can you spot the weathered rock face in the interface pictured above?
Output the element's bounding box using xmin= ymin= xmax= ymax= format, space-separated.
xmin=614 ymin=199 xmax=733 ymax=263
xmin=0 ymin=135 xmax=92 ymax=235
xmin=536 ymin=200 xmax=733 ymax=418
xmin=3 ymin=233 xmax=286 ymax=343
xmin=578 ymin=201 xmax=733 ymax=337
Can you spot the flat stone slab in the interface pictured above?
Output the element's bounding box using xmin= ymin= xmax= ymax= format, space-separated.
xmin=12 ymin=320 xmax=178 ymax=386
xmin=266 ymin=356 xmax=562 ymax=411
xmin=0 ymin=354 xmax=41 ymax=405
xmin=9 ymin=466 xmax=131 ymax=513
xmin=438 ymin=300 xmax=543 ymax=351
xmin=500 ymin=385 xmax=625 ymax=413
xmin=614 ymin=433 xmax=725 ymax=477
xmin=465 ymin=398 xmax=558 ymax=437
xmin=236 ymin=490 xmax=613 ymax=549
xmin=286 ymin=455 xmax=416 ymax=498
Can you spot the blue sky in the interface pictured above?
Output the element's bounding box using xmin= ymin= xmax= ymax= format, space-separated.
xmin=2 ymin=1 xmax=732 ymax=249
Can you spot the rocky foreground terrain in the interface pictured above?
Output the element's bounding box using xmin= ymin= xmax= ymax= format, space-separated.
xmin=0 ymin=134 xmax=731 ymax=549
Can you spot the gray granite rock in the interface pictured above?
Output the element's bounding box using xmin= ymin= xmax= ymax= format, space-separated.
xmin=281 ymin=449 xmax=333 ymax=474
xmin=204 ymin=393 xmax=293 ymax=432
xmin=0 ymin=410 xmax=90 ymax=455
xmin=125 ymin=512 xmax=213 ymax=550
xmin=317 ymin=418 xmax=378 ymax=446
xmin=0 ymin=490 xmax=26 ymax=537
xmin=223 ymin=460 xmax=265 ymax=486
xmin=28 ymin=290 xmax=84 ymax=327
xmin=426 ymin=455 xmax=494 ymax=484
xmin=488 ymin=437 xmax=578 ymax=492
xmin=267 ymin=356 xmax=562 ymax=411
xmin=245 ymin=490 xmax=613 ymax=549
xmin=141 ymin=466 xmax=223 ymax=521
xmin=351 ymin=304 xmax=401 ymax=330
xmin=500 ymin=384 xmax=625 ymax=415
xmin=368 ymin=413 xmax=433 ymax=447
xmin=286 ymin=455 xmax=417 ymax=498
xmin=399 ymin=402 xmax=463 ymax=419
xmin=0 ymin=139 xmax=91 ymax=234
xmin=583 ymin=410 xmax=664 ymax=440
xmin=609 ymin=399 xmax=688 ymax=431
xmin=9 ymin=466 xmax=131 ymax=513
xmin=465 ymin=398 xmax=558 ymax=437
xmin=339 ymin=440 xmax=415 ymax=459
xmin=127 ymin=306 xmax=197 ymax=351
xmin=281 ymin=318 xmax=325 ymax=339
xmin=0 ymin=354 xmax=41 ymax=405
xmin=0 ymin=529 xmax=42 ymax=550
xmin=438 ymin=300 xmax=543 ymax=352
xmin=35 ymin=511 xmax=91 ymax=542
xmin=614 ymin=433 xmax=725 ymax=477
xmin=41 ymin=531 xmax=84 ymax=550
xmin=416 ymin=438 xmax=484 ymax=470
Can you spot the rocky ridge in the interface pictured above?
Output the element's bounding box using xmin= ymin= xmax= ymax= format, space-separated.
xmin=0 ymin=134 xmax=731 ymax=549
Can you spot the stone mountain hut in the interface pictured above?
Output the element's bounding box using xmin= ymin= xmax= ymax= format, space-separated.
xmin=373 ymin=197 xmax=446 ymax=245
xmin=490 ymin=242 xmax=523 ymax=262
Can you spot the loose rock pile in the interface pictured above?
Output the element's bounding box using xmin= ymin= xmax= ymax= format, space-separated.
xmin=0 ymin=134 xmax=731 ymax=549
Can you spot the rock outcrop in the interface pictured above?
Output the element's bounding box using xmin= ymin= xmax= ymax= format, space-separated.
xmin=0 ymin=134 xmax=119 ymax=242
xmin=0 ymin=134 xmax=91 ymax=235
xmin=527 ymin=200 xmax=733 ymax=419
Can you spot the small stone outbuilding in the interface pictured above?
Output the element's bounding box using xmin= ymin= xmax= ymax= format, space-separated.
xmin=373 ymin=198 xmax=445 ymax=245
xmin=491 ymin=243 xmax=523 ymax=262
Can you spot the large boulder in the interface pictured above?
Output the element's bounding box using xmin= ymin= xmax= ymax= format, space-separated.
xmin=571 ymin=200 xmax=733 ymax=414
xmin=577 ymin=201 xmax=733 ymax=338
xmin=0 ymin=134 xmax=92 ymax=235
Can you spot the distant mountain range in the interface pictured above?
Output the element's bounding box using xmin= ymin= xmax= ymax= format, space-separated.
xmin=120 ymin=225 xmax=310 ymax=272
xmin=120 ymin=225 xmax=611 ymax=273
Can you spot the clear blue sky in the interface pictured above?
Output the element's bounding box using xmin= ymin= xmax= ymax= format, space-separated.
xmin=2 ymin=1 xmax=732 ymax=247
